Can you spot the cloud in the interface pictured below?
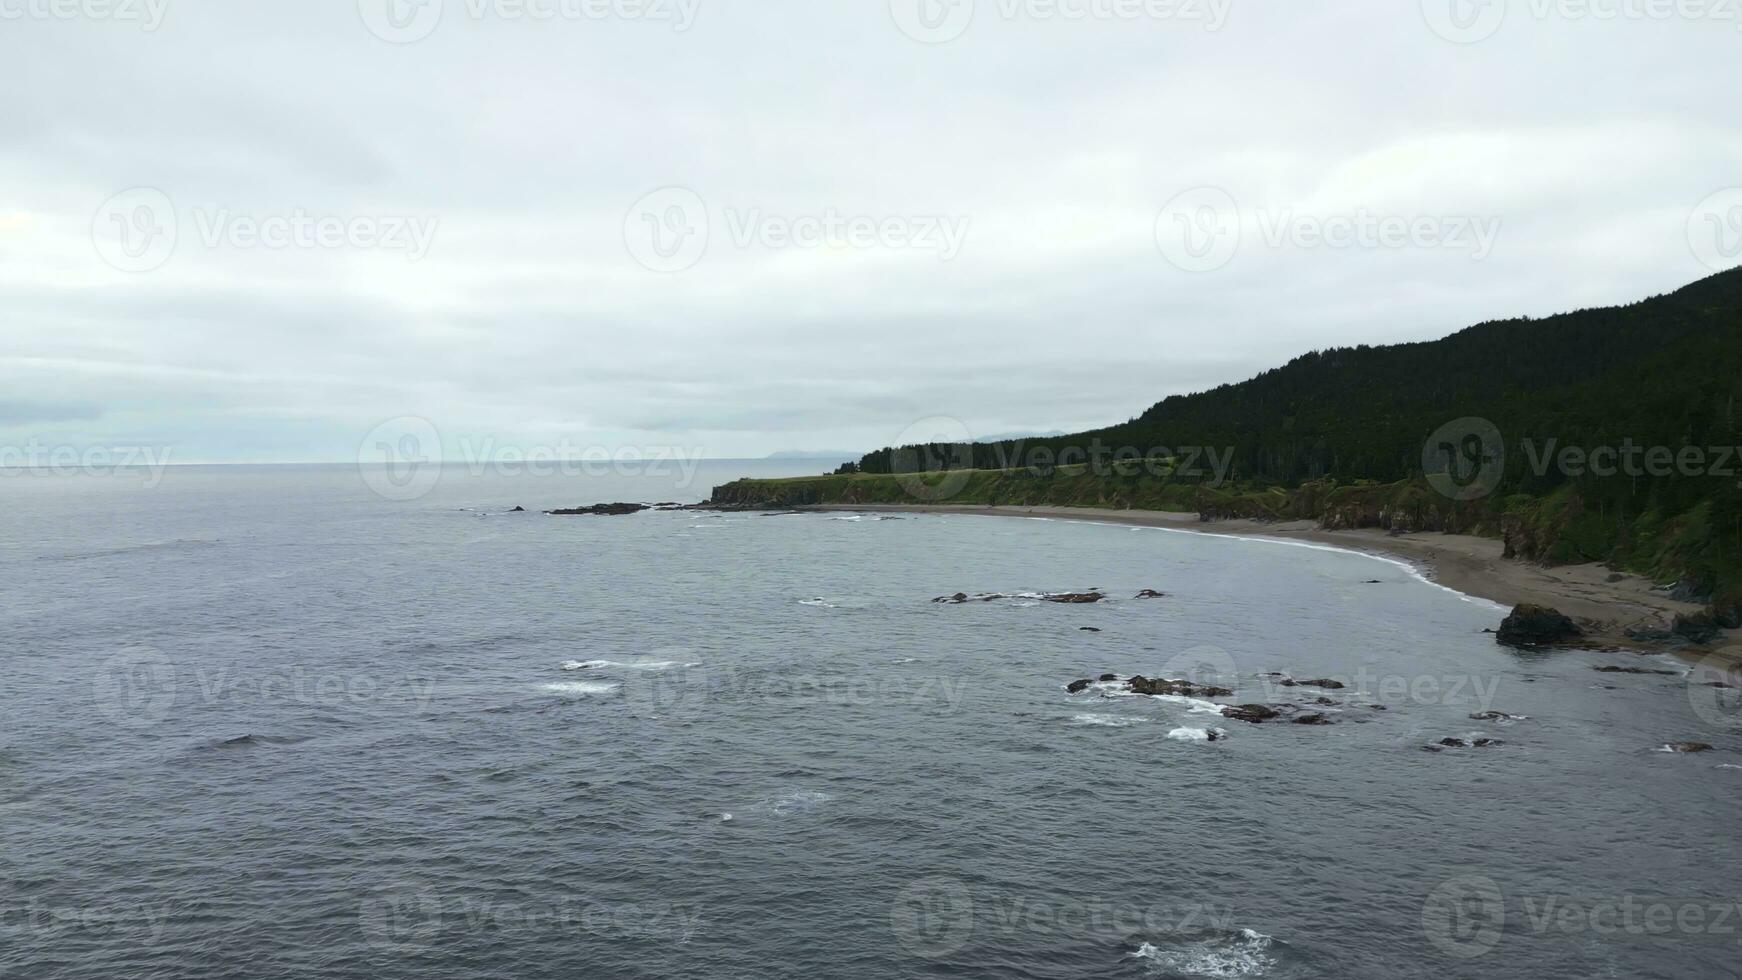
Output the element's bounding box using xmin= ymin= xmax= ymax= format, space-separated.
xmin=2 ymin=0 xmax=1738 ymax=461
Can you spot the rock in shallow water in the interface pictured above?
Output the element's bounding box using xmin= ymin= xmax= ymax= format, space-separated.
xmin=546 ymin=502 xmax=649 ymax=517
xmin=1495 ymin=604 xmax=1582 ymax=647
xmin=1128 ymin=675 xmax=1233 ymax=698
xmin=1220 ymin=704 xmax=1281 ymax=724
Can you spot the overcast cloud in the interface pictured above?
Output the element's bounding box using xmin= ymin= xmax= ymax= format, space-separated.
xmin=2 ymin=0 xmax=1739 ymax=463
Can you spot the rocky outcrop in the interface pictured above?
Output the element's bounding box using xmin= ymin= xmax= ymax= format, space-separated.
xmin=1291 ymin=713 xmax=1334 ymax=726
xmin=1134 ymin=589 xmax=1167 ymax=599
xmin=1664 ymin=741 xmax=1713 ymax=753
xmin=1220 ymin=704 xmax=1281 ymax=724
xmin=1127 ymin=675 xmax=1233 ymax=698
xmin=1673 ymin=612 xmax=1723 ymax=645
xmin=546 ymin=502 xmax=649 ymax=516
xmin=1593 ymin=665 xmax=1677 ymax=676
xmin=1495 ymin=604 xmax=1582 ymax=647
xmin=1276 ymin=677 xmax=1347 ymax=691
xmin=935 ymin=590 xmax=1106 ymax=605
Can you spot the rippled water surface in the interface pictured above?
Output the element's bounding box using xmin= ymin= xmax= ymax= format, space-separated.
xmin=3 ymin=465 xmax=1739 ymax=979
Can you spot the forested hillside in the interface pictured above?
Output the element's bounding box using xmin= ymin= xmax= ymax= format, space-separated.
xmin=717 ymin=268 xmax=1742 ymax=603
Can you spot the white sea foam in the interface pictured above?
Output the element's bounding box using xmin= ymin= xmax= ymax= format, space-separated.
xmin=562 ymin=660 xmax=694 ymax=671
xmin=1166 ymin=726 xmax=1228 ymax=742
xmin=539 ymin=681 xmax=619 ymax=695
xmin=1073 ymin=713 xmax=1140 ymax=727
xmin=764 ymin=789 xmax=830 ymax=816
xmin=799 ymin=597 xmax=837 ymax=608
xmin=1131 ymin=929 xmax=1276 ymax=977
xmin=1124 ymin=521 xmax=1509 ymax=611
xmin=1717 ymin=764 xmax=1742 ymax=770
xmin=1147 ymin=693 xmax=1228 ymax=716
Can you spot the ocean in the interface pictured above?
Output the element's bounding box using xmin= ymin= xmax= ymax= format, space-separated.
xmin=2 ymin=463 xmax=1738 ymax=979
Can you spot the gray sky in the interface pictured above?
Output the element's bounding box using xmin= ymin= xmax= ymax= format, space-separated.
xmin=3 ymin=0 xmax=1740 ymax=463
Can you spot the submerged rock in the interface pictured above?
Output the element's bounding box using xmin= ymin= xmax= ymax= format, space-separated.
xmin=1496 ymin=604 xmax=1582 ymax=647
xmin=1134 ymin=589 xmax=1167 ymax=599
xmin=1664 ymin=741 xmax=1713 ymax=754
xmin=1594 ymin=665 xmax=1678 ymax=676
xmin=1469 ymin=711 xmax=1526 ymax=722
xmin=1277 ymin=678 xmax=1347 ymax=690
xmin=1079 ymin=627 xmax=1103 ymax=633
xmin=1291 ymin=713 xmax=1334 ymax=726
xmin=508 ymin=505 xmax=526 ymax=513
xmin=1431 ymin=736 xmax=1503 ymax=751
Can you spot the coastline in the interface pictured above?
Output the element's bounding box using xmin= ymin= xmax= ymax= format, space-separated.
xmin=798 ymin=503 xmax=1738 ymax=662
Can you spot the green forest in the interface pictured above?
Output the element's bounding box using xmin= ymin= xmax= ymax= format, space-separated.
xmin=714 ymin=267 xmax=1742 ymax=606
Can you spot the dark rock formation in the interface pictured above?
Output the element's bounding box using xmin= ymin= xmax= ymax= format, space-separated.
xmin=1664 ymin=741 xmax=1713 ymax=753
xmin=1066 ymin=679 xmax=1093 ymax=694
xmin=1291 ymin=713 xmax=1334 ymax=726
xmin=1135 ymin=589 xmax=1167 ymax=599
xmin=1673 ymin=612 xmax=1723 ymax=645
xmin=1496 ymin=604 xmax=1582 ymax=647
xmin=1594 ymin=666 xmax=1678 ymax=676
xmin=1220 ymin=704 xmax=1281 ymax=724
xmin=546 ymin=502 xmax=649 ymax=517
xmin=1079 ymin=627 xmax=1103 ymax=633
xmin=1277 ymin=678 xmax=1347 ymax=690
xmin=1127 ymin=675 xmax=1233 ymax=698
xmin=1044 ymin=592 xmax=1106 ymax=604
xmin=508 ymin=506 xmax=526 ymax=513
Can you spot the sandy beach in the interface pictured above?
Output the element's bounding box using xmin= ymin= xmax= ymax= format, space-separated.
xmin=800 ymin=503 xmax=1738 ymax=661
